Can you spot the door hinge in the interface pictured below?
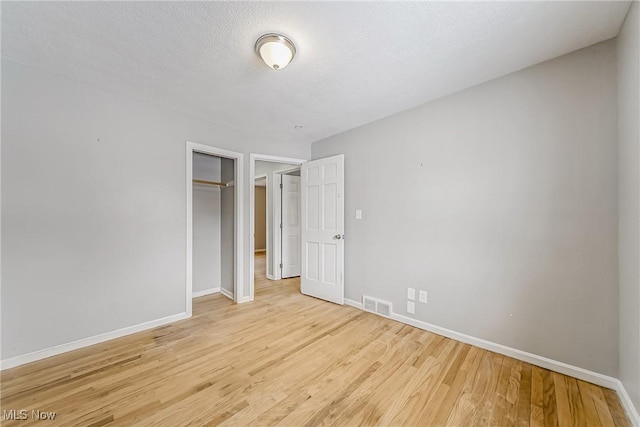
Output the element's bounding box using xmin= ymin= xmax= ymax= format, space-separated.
xmin=280 ymin=223 xmax=283 ymax=229
xmin=279 ymin=183 xmax=283 ymax=189
xmin=279 ymin=263 xmax=283 ymax=269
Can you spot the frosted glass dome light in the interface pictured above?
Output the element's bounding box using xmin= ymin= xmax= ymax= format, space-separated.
xmin=255 ymin=33 xmax=296 ymax=70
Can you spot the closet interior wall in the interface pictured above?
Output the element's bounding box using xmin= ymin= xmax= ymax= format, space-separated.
xmin=192 ymin=153 xmax=234 ymax=298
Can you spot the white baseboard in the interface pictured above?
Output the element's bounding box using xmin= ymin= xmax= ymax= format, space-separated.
xmin=344 ymin=297 xmax=363 ymax=309
xmin=192 ymin=287 xmax=220 ymax=298
xmin=390 ymin=312 xmax=619 ymax=389
xmin=237 ymin=296 xmax=253 ymax=303
xmin=254 ymin=249 xmax=266 ymax=253
xmin=220 ymin=288 xmax=234 ymax=300
xmin=614 ymin=380 xmax=640 ymax=427
xmin=345 ymin=297 xmax=640 ymax=424
xmin=266 ymin=274 xmax=276 ymax=280
xmin=0 ymin=312 xmax=189 ymax=371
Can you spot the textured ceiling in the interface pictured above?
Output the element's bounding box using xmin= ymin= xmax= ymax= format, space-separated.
xmin=1 ymin=1 xmax=631 ymax=147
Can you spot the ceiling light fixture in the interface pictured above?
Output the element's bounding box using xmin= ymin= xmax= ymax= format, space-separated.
xmin=255 ymin=33 xmax=296 ymax=70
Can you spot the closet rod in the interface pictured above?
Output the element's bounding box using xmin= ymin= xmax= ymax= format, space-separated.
xmin=193 ymin=179 xmax=228 ymax=187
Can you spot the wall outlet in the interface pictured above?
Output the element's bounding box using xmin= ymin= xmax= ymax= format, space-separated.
xmin=419 ymin=290 xmax=428 ymax=304
xmin=407 ymin=288 xmax=415 ymax=300
xmin=355 ymin=209 xmax=362 ymax=220
xmin=407 ymin=301 xmax=415 ymax=314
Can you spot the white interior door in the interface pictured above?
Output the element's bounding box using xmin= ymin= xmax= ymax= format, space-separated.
xmin=301 ymin=155 xmax=344 ymax=304
xmin=281 ymin=174 xmax=301 ymax=278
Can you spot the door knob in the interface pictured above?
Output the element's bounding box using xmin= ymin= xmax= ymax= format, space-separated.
xmin=333 ymin=234 xmax=344 ymax=240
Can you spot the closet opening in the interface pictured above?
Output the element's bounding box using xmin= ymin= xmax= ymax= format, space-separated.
xmin=192 ymin=153 xmax=235 ymax=301
xmin=186 ymin=142 xmax=244 ymax=316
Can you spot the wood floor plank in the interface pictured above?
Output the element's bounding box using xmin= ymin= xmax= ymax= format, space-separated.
xmin=325 ymin=331 xmax=433 ymax=426
xmin=517 ymin=362 xmax=532 ymax=427
xmin=577 ymin=379 xmax=606 ymax=427
xmin=578 ymin=380 xmax=616 ymax=427
xmin=443 ymin=345 xmax=485 ymax=427
xmin=554 ymin=372 xmax=572 ymax=426
xmin=0 ymin=254 xmax=630 ymax=426
xmin=566 ymin=377 xmax=586 ymax=426
xmin=472 ymin=352 xmax=505 ymax=427
xmin=603 ymin=387 xmax=631 ymax=427
xmin=543 ymin=368 xmax=559 ymax=427
xmin=505 ymin=359 xmax=523 ymax=424
xmin=385 ymin=347 xmax=449 ymax=425
xmin=490 ymin=353 xmax=516 ymax=426
xmin=531 ymin=365 xmax=546 ymax=427
xmin=432 ymin=361 xmax=470 ymax=426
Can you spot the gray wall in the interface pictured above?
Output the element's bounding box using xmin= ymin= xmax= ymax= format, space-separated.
xmin=618 ymin=1 xmax=640 ymax=411
xmin=192 ymin=153 xmax=221 ymax=293
xmin=254 ymin=185 xmax=266 ymax=251
xmin=220 ymin=158 xmax=235 ymax=295
xmin=312 ymin=41 xmax=618 ymax=376
xmin=1 ymin=60 xmax=309 ymax=360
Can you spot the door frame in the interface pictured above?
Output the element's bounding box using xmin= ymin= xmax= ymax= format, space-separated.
xmin=249 ymin=153 xmax=306 ymax=301
xmin=186 ymin=141 xmax=244 ymax=316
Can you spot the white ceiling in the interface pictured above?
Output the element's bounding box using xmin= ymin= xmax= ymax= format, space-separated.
xmin=1 ymin=1 xmax=631 ymax=147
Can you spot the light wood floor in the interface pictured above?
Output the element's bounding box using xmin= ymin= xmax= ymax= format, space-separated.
xmin=1 ymin=253 xmax=630 ymax=426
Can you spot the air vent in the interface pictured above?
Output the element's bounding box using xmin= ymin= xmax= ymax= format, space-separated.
xmin=362 ymin=296 xmax=393 ymax=318
xmin=377 ymin=302 xmax=391 ymax=317
xmin=364 ymin=298 xmax=376 ymax=312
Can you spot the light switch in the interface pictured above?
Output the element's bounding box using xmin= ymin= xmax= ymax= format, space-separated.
xmin=407 ymin=288 xmax=415 ymax=300
xmin=355 ymin=209 xmax=362 ymax=220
